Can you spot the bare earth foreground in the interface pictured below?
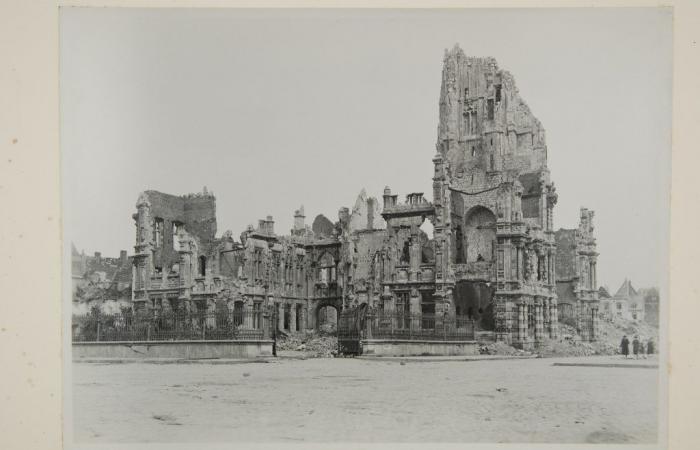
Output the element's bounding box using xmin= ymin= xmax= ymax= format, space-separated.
xmin=72 ymin=355 xmax=658 ymax=444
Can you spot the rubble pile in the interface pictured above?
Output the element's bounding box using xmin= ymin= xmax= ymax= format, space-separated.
xmin=476 ymin=318 xmax=658 ymax=358
xmin=479 ymin=342 xmax=528 ymax=356
xmin=277 ymin=331 xmax=338 ymax=358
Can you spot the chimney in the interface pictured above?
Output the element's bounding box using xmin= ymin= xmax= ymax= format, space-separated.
xmin=266 ymin=215 xmax=274 ymax=235
xmin=258 ymin=219 xmax=266 ymax=232
xmin=94 ymin=251 xmax=101 ymax=263
xmin=294 ymin=206 xmax=305 ymax=232
xmin=338 ymin=207 xmax=350 ymax=227
xmin=120 ymin=250 xmax=127 ymax=265
xmin=383 ymin=186 xmax=392 ymax=209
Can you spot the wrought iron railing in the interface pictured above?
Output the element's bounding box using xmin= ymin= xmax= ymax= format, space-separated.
xmin=72 ymin=309 xmax=269 ymax=342
xmin=365 ymin=311 xmax=476 ymax=341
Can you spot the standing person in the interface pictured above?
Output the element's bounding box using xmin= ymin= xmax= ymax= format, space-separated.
xmin=632 ymin=335 xmax=640 ymax=359
xmin=621 ymin=335 xmax=630 ymax=358
xmin=647 ymin=338 xmax=655 ymax=355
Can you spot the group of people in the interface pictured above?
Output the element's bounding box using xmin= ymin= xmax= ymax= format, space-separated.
xmin=620 ymin=335 xmax=655 ymax=358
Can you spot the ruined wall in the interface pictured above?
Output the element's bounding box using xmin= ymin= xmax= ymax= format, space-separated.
xmin=349 ymin=189 xmax=386 ymax=232
xmin=555 ymin=229 xmax=577 ymax=280
xmin=350 ymin=229 xmax=387 ymax=283
xmin=437 ymin=46 xmax=548 ymax=184
xmin=140 ymin=190 xmax=216 ymax=272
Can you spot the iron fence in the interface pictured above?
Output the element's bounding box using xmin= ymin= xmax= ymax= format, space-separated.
xmin=72 ymin=309 xmax=268 ymax=342
xmin=366 ymin=310 xmax=476 ymax=341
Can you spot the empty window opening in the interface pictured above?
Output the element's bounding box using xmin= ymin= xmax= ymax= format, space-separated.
xmin=487 ymin=99 xmax=495 ymax=119
xmin=455 ymin=225 xmax=465 ymax=264
xmin=401 ymin=240 xmax=410 ymax=264
xmin=471 ymin=146 xmax=476 ymax=157
xmin=172 ymin=222 xmax=182 ymax=250
xmin=253 ymin=301 xmax=262 ymax=329
xmin=198 ymin=256 xmax=206 ymax=277
xmin=153 ymin=218 xmax=164 ymax=248
xmin=495 ymin=84 xmax=502 ymax=102
xmin=233 ymin=301 xmax=244 ymax=326
xmin=284 ymin=304 xmax=291 ymax=330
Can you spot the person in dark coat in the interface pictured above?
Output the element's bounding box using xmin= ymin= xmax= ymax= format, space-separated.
xmin=621 ymin=335 xmax=630 ymax=358
xmin=632 ymin=336 xmax=640 ymax=359
xmin=647 ymin=338 xmax=655 ymax=355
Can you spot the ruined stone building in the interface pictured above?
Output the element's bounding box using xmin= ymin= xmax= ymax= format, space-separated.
xmin=71 ymin=244 xmax=132 ymax=312
xmin=554 ymin=208 xmax=600 ymax=340
xmin=127 ymin=45 xmax=601 ymax=348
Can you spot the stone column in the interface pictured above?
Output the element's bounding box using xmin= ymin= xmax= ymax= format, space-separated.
xmin=494 ymin=297 xmax=509 ymax=343
xmin=534 ymin=301 xmax=544 ymax=344
xmin=410 ymin=289 xmax=421 ymax=332
xmin=301 ymin=305 xmax=308 ymax=331
xmin=517 ymin=303 xmax=527 ymax=344
xmin=549 ymin=301 xmax=558 ymax=338
xmin=575 ymin=300 xmax=582 ymax=336
xmin=289 ymin=303 xmax=297 ymax=333
xmin=277 ymin=302 xmax=284 ymax=331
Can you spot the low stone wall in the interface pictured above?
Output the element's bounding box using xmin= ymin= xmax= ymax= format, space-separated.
xmin=361 ymin=339 xmax=479 ymax=357
xmin=72 ymin=340 xmax=274 ymax=360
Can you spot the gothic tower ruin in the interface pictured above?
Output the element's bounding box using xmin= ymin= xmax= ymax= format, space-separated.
xmin=430 ymin=46 xmax=559 ymax=348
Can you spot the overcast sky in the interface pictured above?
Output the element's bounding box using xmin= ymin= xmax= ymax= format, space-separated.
xmin=60 ymin=7 xmax=671 ymax=291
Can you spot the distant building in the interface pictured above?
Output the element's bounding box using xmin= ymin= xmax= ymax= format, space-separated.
xmin=607 ymin=279 xmax=644 ymax=322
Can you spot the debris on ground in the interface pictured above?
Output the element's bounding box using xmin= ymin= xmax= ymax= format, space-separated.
xmin=477 ymin=317 xmax=658 ymax=358
xmin=276 ymin=331 xmax=338 ymax=358
xmin=479 ymin=341 xmax=530 ymax=356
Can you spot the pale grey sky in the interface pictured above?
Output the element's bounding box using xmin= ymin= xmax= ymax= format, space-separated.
xmin=60 ymin=7 xmax=671 ymax=291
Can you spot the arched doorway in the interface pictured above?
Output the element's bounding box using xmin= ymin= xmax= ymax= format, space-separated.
xmin=314 ymin=300 xmax=341 ymax=335
xmin=453 ymin=281 xmax=495 ymax=331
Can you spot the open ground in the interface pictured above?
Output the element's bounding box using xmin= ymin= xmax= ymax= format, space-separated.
xmin=71 ymin=355 xmax=658 ymax=444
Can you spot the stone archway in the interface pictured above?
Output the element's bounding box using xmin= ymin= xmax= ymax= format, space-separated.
xmin=311 ymin=298 xmax=343 ymax=334
xmin=463 ymin=206 xmax=497 ymax=263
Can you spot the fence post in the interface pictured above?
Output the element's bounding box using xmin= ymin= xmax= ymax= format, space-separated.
xmin=96 ymin=321 xmax=101 ymax=342
xmin=146 ymin=322 xmax=151 ymax=341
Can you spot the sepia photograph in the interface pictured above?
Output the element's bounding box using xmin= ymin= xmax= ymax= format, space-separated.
xmin=60 ymin=7 xmax=671 ymax=447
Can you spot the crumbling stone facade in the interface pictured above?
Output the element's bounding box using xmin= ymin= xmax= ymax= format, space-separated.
xmin=554 ymin=208 xmax=600 ymax=341
xmin=127 ymin=45 xmax=600 ymax=347
xmin=71 ymin=244 xmax=132 ymax=313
